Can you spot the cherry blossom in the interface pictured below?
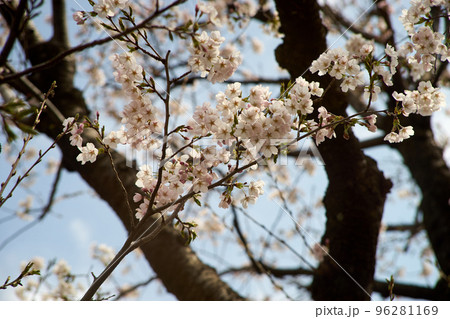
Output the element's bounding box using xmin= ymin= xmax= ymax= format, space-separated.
xmin=188 ymin=31 xmax=242 ymax=83
xmin=76 ymin=143 xmax=98 ymax=165
xmin=72 ymin=11 xmax=85 ymax=25
xmin=392 ymin=81 xmax=444 ymax=116
xmin=93 ymin=0 xmax=128 ymax=18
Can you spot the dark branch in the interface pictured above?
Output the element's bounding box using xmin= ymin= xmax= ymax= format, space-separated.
xmin=373 ymin=280 xmax=450 ymax=301
xmin=320 ymin=4 xmax=387 ymax=43
xmin=0 ymin=0 xmax=27 ymax=66
xmin=39 ymin=160 xmax=63 ymax=220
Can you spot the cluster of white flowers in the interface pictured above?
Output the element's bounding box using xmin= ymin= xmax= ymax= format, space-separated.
xmin=62 ymin=117 xmax=99 ymax=165
xmin=76 ymin=143 xmax=99 ymax=165
xmin=309 ymin=24 xmax=447 ymax=144
xmin=93 ymin=0 xmax=129 ymax=19
xmin=133 ymin=77 xmax=327 ymax=217
xmin=133 ymin=154 xmax=191 ymax=220
xmin=384 ymin=126 xmax=415 ymax=143
xmin=393 ymin=80 xmax=445 ymax=117
xmin=133 ymin=145 xmax=230 ymax=219
xmin=197 ymin=1 xmax=221 ymax=26
xmin=108 ymin=52 xmax=162 ymax=150
xmin=399 ymin=0 xmax=450 ymax=80
xmin=314 ymin=107 xmax=337 ymax=145
xmin=16 ymin=258 xmax=82 ymax=301
xmin=188 ymin=30 xmax=242 ymax=83
xmin=286 ymin=77 xmax=324 ymax=115
xmin=91 ymin=243 xmax=116 ymax=265
xmin=310 ymin=47 xmax=366 ymax=94
xmin=62 ymin=117 xmax=83 ymax=148
xmin=386 ymin=79 xmax=444 ymax=144
xmin=189 ymin=78 xmax=326 ymax=160
xmin=311 ymin=37 xmax=400 ymax=102
xmin=242 ymin=180 xmax=265 ymax=208
xmin=345 ymin=34 xmax=374 ymax=59
xmin=197 ymin=0 xmax=258 ymax=28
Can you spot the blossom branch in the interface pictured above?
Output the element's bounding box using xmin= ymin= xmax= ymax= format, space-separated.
xmin=0 ymin=0 xmax=186 ymax=84
xmin=80 ymin=197 xmax=187 ymax=300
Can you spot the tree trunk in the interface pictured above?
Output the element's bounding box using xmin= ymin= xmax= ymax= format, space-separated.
xmin=274 ymin=0 xmax=391 ymax=300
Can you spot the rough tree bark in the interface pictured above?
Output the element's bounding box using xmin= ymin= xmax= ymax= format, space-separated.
xmin=0 ymin=0 xmax=244 ymax=301
xmin=274 ymin=0 xmax=392 ymax=300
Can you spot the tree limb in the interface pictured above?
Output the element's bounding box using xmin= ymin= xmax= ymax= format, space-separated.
xmin=373 ymin=280 xmax=450 ymax=301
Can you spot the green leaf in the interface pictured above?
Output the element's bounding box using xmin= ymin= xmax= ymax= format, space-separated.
xmin=100 ymin=22 xmax=114 ymax=31
xmin=3 ymin=122 xmax=18 ymax=142
xmin=16 ymin=122 xmax=38 ymax=135
xmin=1 ymin=99 xmax=26 ymax=112
xmin=184 ymin=19 xmax=193 ymax=30
xmin=234 ymin=182 xmax=244 ymax=189
xmin=193 ymin=197 xmax=202 ymax=207
xmin=16 ymin=108 xmax=36 ymax=120
xmin=118 ymin=18 xmax=125 ymax=31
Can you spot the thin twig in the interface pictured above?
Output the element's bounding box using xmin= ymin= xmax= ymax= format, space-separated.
xmin=105 ymin=148 xmax=136 ymax=229
xmin=39 ymin=159 xmax=63 ymax=220
xmin=112 ymin=276 xmax=157 ymax=300
xmin=0 ymin=82 xmax=56 ymax=207
xmin=0 ymin=219 xmax=39 ymax=252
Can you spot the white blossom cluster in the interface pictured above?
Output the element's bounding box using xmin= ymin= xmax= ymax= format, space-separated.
xmin=133 ymin=152 xmax=196 ymax=220
xmin=93 ymin=0 xmax=129 ymax=18
xmin=91 ymin=243 xmax=116 ymax=265
xmin=384 ymin=126 xmax=415 ymax=144
xmin=62 ymin=117 xmax=98 ymax=165
xmin=197 ymin=0 xmax=258 ymax=28
xmin=15 ymin=259 xmax=83 ymax=301
xmin=132 ymin=144 xmax=232 ymax=219
xmin=132 ymin=78 xmax=329 ymax=217
xmin=310 ymin=47 xmax=366 ymax=94
xmin=399 ymin=0 xmax=450 ymax=80
xmin=108 ymin=53 xmax=162 ymax=150
xmin=309 ymin=24 xmax=444 ymax=144
xmin=188 ymin=30 xmax=242 ymax=83
xmin=393 ymin=80 xmax=445 ymax=117
xmin=311 ymin=35 xmax=400 ymax=102
xmin=189 ymin=79 xmax=324 ymax=163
